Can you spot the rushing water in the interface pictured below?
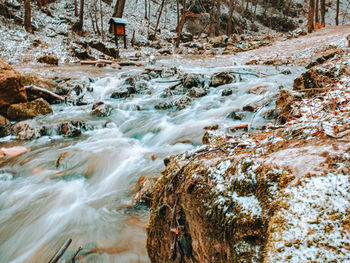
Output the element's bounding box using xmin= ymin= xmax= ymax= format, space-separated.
xmin=0 ymin=59 xmax=302 ymax=262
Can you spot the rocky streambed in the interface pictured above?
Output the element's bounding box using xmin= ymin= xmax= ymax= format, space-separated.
xmin=0 ymin=45 xmax=349 ymax=262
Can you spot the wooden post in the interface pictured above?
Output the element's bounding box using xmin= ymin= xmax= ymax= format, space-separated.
xmin=114 ymin=23 xmax=118 ymax=47
xmin=123 ymin=25 xmax=127 ymax=48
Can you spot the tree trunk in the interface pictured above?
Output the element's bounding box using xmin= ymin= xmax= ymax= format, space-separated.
xmin=307 ymin=0 xmax=314 ymax=33
xmin=208 ymin=0 xmax=215 ymax=36
xmin=335 ymin=0 xmax=340 ymax=25
xmin=315 ymin=0 xmax=319 ymax=24
xmin=75 ymin=0 xmax=78 ymax=16
xmin=154 ymin=0 xmax=165 ymax=38
xmin=176 ymin=0 xmax=186 ymax=47
xmin=227 ymin=0 xmax=234 ymax=35
xmin=79 ymin=0 xmax=85 ymax=29
xmin=214 ymin=0 xmax=221 ymax=35
xmin=144 ymin=0 xmax=148 ymax=19
xmin=37 ymin=0 xmax=42 ymax=9
xmin=24 ymin=0 xmax=33 ymax=33
xmin=100 ymin=0 xmax=104 ymax=40
xmin=320 ymin=0 xmax=325 ymax=25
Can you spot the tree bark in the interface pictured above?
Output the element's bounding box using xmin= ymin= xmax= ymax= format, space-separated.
xmin=320 ymin=0 xmax=325 ymax=25
xmin=315 ymin=0 xmax=319 ymax=24
xmin=100 ymin=0 xmax=104 ymax=40
xmin=154 ymin=0 xmax=165 ymax=38
xmin=79 ymin=0 xmax=85 ymax=29
xmin=214 ymin=0 xmax=221 ymax=35
xmin=208 ymin=0 xmax=215 ymax=36
xmin=335 ymin=0 xmax=340 ymax=25
xmin=227 ymin=0 xmax=234 ymax=35
xmin=75 ymin=0 xmax=78 ymax=16
xmin=24 ymin=0 xmax=33 ymax=33
xmin=307 ymin=0 xmax=315 ymax=33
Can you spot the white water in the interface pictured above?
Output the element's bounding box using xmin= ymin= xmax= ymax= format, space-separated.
xmin=0 ymin=61 xmax=302 ymax=262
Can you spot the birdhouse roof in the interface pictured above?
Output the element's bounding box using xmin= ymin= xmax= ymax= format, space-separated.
xmin=108 ymin=18 xmax=129 ymax=25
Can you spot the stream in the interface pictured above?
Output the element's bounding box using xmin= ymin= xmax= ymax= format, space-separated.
xmin=0 ymin=58 xmax=303 ymax=262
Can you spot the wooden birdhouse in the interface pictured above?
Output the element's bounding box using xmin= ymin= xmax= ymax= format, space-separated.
xmin=109 ymin=18 xmax=128 ymax=49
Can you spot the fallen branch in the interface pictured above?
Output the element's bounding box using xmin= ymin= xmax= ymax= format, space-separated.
xmin=228 ymin=70 xmax=260 ymax=77
xmin=72 ymin=246 xmax=83 ymax=263
xmin=48 ymin=238 xmax=72 ymax=263
xmin=25 ymin=85 xmax=64 ymax=103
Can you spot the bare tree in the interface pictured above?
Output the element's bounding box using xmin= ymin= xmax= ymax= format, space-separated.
xmin=307 ymin=0 xmax=315 ymax=33
xmin=100 ymin=0 xmax=104 ymax=40
xmin=335 ymin=0 xmax=340 ymax=25
xmin=227 ymin=0 xmax=235 ymax=35
xmin=320 ymin=0 xmax=325 ymax=25
xmin=24 ymin=0 xmax=33 ymax=33
xmin=75 ymin=0 xmax=78 ymax=16
xmin=315 ymin=0 xmax=319 ymax=24
xmin=154 ymin=0 xmax=166 ymax=38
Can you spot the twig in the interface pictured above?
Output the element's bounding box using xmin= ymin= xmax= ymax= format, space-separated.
xmin=72 ymin=246 xmax=83 ymax=263
xmin=48 ymin=238 xmax=72 ymax=263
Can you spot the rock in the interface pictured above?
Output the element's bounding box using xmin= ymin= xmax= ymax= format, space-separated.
xmin=146 ymin=153 xmax=285 ymax=262
xmin=175 ymin=96 xmax=192 ymax=110
xmin=25 ymin=86 xmax=64 ymax=104
xmin=293 ymin=66 xmax=335 ymax=96
xmin=158 ymin=49 xmax=172 ymax=55
xmin=37 ymin=55 xmax=59 ymax=65
xmin=7 ymin=98 xmax=52 ymax=121
xmin=189 ymin=87 xmax=206 ymax=98
xmin=242 ymin=104 xmax=256 ymax=112
xmin=221 ymin=88 xmax=233 ymax=96
xmin=275 ymin=89 xmax=296 ymax=124
xmin=0 ymin=59 xmax=27 ymax=116
xmin=306 ymin=50 xmax=341 ymax=69
xmin=87 ymin=39 xmax=119 ymax=58
xmin=111 ymin=88 xmax=130 ymax=99
xmin=21 ymin=73 xmax=56 ymax=91
xmin=228 ymin=123 xmax=248 ymax=132
xmin=91 ymin=101 xmax=112 ymax=117
xmin=0 ymin=146 xmax=29 ymax=158
xmin=181 ymin=32 xmax=193 ymax=42
xmin=281 ymin=69 xmax=292 ymax=75
xmin=183 ymin=74 xmax=205 ymax=89
xmin=155 ymin=101 xmax=172 ymax=110
xmin=210 ymin=72 xmax=235 ymax=87
xmin=71 ymin=45 xmax=95 ymax=60
xmin=133 ymin=174 xmax=158 ymax=207
xmin=0 ymin=114 xmax=9 ymax=126
xmin=248 ymin=85 xmax=268 ymax=95
xmin=262 ymin=109 xmax=275 ymax=120
xmin=203 ymin=124 xmax=219 ymax=130
xmin=58 ymin=121 xmax=85 ymax=137
xmin=209 ymin=35 xmax=228 ymax=47
xmin=11 ymin=120 xmax=43 ymax=140
xmin=227 ymin=110 xmax=246 ymax=120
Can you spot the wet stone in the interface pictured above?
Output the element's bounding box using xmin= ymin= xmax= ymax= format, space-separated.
xmin=183 ymin=74 xmax=205 ymax=89
xmin=111 ymin=88 xmax=130 ymax=99
xmin=211 ymin=72 xmax=235 ymax=87
xmin=175 ymin=96 xmax=192 ymax=110
xmin=227 ymin=110 xmax=246 ymax=120
xmin=58 ymin=121 xmax=86 ymax=137
xmin=189 ymin=87 xmax=207 ymax=98
xmin=155 ymin=101 xmax=172 ymax=110
xmin=221 ymin=88 xmax=233 ymax=96
xmin=91 ymin=101 xmax=112 ymax=117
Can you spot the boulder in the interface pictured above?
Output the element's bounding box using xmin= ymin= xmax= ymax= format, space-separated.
xmin=111 ymin=87 xmax=130 ymax=99
xmin=11 ymin=120 xmax=43 ymax=140
xmin=183 ymin=74 xmax=205 ymax=89
xmin=210 ymin=72 xmax=235 ymax=87
xmin=87 ymin=39 xmax=119 ymax=58
xmin=37 ymin=55 xmax=59 ymax=65
xmin=275 ymin=89 xmax=297 ymax=124
xmin=221 ymin=88 xmax=233 ymax=96
xmin=133 ymin=174 xmax=158 ymax=207
xmin=91 ymin=101 xmax=112 ymax=117
xmin=7 ymin=98 xmax=53 ymax=121
xmin=293 ymin=66 xmax=335 ymax=96
xmin=0 ymin=59 xmax=27 ymax=115
xmin=0 ymin=114 xmax=9 ymax=126
xmin=189 ymin=87 xmax=206 ymax=98
xmin=58 ymin=121 xmax=86 ymax=137
xmin=248 ymin=85 xmax=268 ymax=95
xmin=227 ymin=110 xmax=245 ymax=120
xmin=175 ymin=96 xmax=192 ymax=110
xmin=155 ymin=101 xmax=172 ymax=110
